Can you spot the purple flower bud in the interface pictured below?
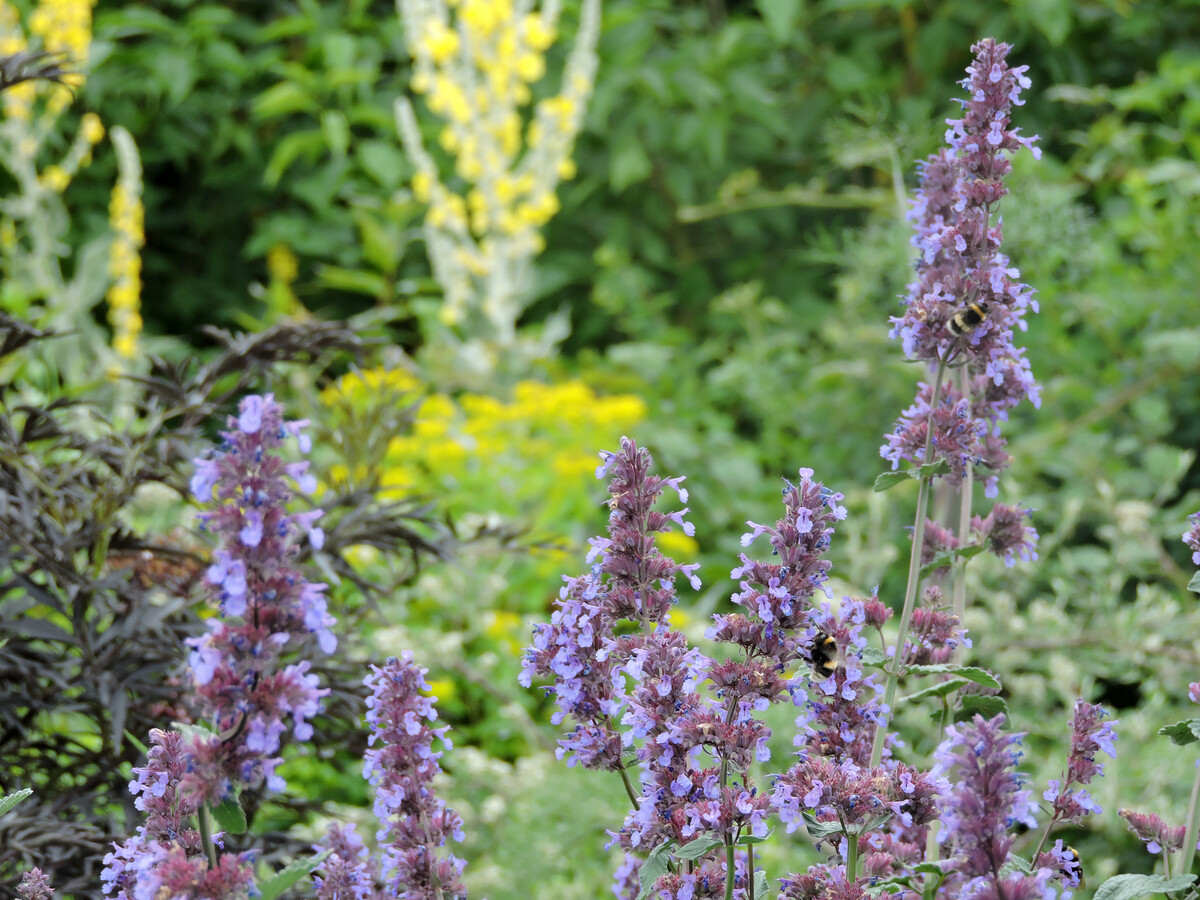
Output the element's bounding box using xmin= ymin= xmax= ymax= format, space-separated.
xmin=17 ymin=868 xmax=54 ymax=900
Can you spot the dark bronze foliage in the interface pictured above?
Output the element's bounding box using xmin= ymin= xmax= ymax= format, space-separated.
xmin=0 ymin=318 xmax=446 ymax=894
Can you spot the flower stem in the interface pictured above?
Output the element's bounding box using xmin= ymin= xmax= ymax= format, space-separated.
xmin=1180 ymin=760 xmax=1200 ymax=875
xmin=198 ymin=804 xmax=217 ymax=868
xmin=871 ymin=358 xmax=947 ymax=767
xmin=846 ymin=834 xmax=859 ymax=881
xmin=617 ymin=760 xmax=641 ymax=810
xmin=747 ymin=842 xmax=756 ymax=900
xmin=725 ymin=842 xmax=736 ymax=900
xmin=951 ymin=367 xmax=974 ymax=629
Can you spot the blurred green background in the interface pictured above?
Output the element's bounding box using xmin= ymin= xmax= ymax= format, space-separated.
xmin=4 ymin=0 xmax=1200 ymax=896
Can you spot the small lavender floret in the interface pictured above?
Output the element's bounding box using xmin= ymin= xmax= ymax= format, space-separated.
xmin=972 ymin=503 xmax=1039 ymax=567
xmin=1042 ymin=700 xmax=1116 ymax=824
xmin=314 ymin=823 xmax=382 ymax=900
xmin=364 ymin=653 xmax=469 ymax=900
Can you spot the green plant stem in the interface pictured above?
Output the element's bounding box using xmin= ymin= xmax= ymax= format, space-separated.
xmin=198 ymin=804 xmax=218 ymax=868
xmin=725 ymin=842 xmax=736 ymax=900
xmin=1030 ymin=814 xmax=1058 ymax=865
xmin=951 ymin=367 xmax=973 ymax=627
xmin=924 ymin=701 xmax=952 ymax=870
xmin=871 ymin=358 xmax=947 ymax=767
xmin=617 ymin=760 xmax=641 ymax=809
xmin=1180 ymin=760 xmax=1200 ymax=875
xmin=846 ymin=834 xmax=859 ymax=882
xmin=747 ymin=842 xmax=755 ymax=900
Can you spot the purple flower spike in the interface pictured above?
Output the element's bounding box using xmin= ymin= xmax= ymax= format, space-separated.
xmin=933 ymin=714 xmax=1052 ymax=899
xmin=884 ymin=39 xmax=1041 ymax=509
xmin=972 ymin=503 xmax=1039 ymax=567
xmin=17 ymin=868 xmax=54 ymax=900
xmin=1120 ymin=808 xmax=1191 ymax=856
xmin=364 ymin=654 xmax=470 ymax=900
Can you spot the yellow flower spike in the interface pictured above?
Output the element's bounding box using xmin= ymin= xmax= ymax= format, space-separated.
xmin=439 ymin=126 xmax=459 ymax=152
xmin=412 ymin=71 xmax=432 ymax=93
xmin=523 ymin=14 xmax=555 ymax=50
xmin=557 ymin=158 xmax=577 ymax=180
xmin=424 ymin=21 xmax=460 ymax=63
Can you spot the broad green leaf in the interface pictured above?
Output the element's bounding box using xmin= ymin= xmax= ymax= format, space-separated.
xmin=0 ymin=788 xmax=33 ymax=815
xmin=321 ymin=110 xmax=350 ymax=158
xmin=259 ymin=849 xmax=332 ymax=900
xmin=211 ymin=797 xmax=247 ymax=835
xmin=1000 ymin=854 xmax=1032 ymax=876
xmin=264 ymin=130 xmax=325 ymax=186
xmin=753 ymin=870 xmax=770 ymax=899
xmin=919 ymin=544 xmax=986 ymax=577
xmin=956 ymin=695 xmax=1008 ymax=722
xmin=873 ymin=471 xmax=909 ymax=492
xmin=676 ymin=835 xmax=723 ymax=860
xmin=315 ymin=265 xmax=389 ymax=298
xmin=1188 ymin=571 xmax=1200 ymax=593
xmin=908 ymin=665 xmax=1001 ymax=690
xmin=801 ymin=813 xmax=843 ymax=839
xmin=859 ymin=647 xmax=887 ymax=666
xmin=1092 ymin=873 xmax=1196 ymax=900
xmin=611 ymin=136 xmax=652 ymax=192
xmin=637 ymin=841 xmax=675 ymax=900
xmin=1158 ymin=719 xmax=1200 ymax=746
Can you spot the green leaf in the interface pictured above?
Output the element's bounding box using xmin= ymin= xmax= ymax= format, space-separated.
xmin=903 ymin=678 xmax=968 ymax=703
xmin=611 ymin=135 xmax=652 ymax=192
xmin=0 ymin=788 xmax=33 ymax=815
xmin=315 ymin=265 xmax=389 ymax=298
xmin=1000 ymin=854 xmax=1032 ymax=876
xmin=321 ymin=110 xmax=351 ymax=158
xmin=637 ymin=841 xmax=675 ymax=900
xmin=737 ymin=829 xmax=773 ymax=845
xmin=258 ymin=849 xmax=333 ymax=900
xmin=264 ymin=130 xmax=326 ymax=186
xmin=919 ymin=544 xmax=986 ymax=577
xmin=211 ymin=797 xmax=247 ymax=835
xmin=753 ymin=870 xmax=770 ymax=899
xmin=873 ymin=471 xmax=909 ymax=492
xmin=956 ymin=695 xmax=1008 ymax=722
xmin=676 ymin=835 xmax=724 ymax=860
xmin=358 ymin=140 xmax=408 ymax=189
xmin=1188 ymin=571 xmax=1200 ymax=593
xmin=859 ymin=647 xmax=887 ymax=667
xmin=915 ymin=459 xmax=951 ymax=479
xmin=252 ymin=81 xmax=316 ymax=120
xmin=801 ymin=812 xmax=844 ymax=839
xmin=1158 ymin=719 xmax=1200 ymax=746
xmin=1091 ymin=873 xmax=1196 ymax=900
xmin=908 ymin=665 xmax=1001 ymax=690
xmin=756 ymin=0 xmax=799 ymax=42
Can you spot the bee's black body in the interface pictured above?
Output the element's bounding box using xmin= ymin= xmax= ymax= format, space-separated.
xmin=947 ymin=301 xmax=990 ymax=336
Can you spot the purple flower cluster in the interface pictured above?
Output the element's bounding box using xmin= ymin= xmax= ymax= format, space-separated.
xmin=933 ymin=714 xmax=1052 ymax=900
xmin=1042 ymin=700 xmax=1116 ymax=824
xmin=1184 ymin=512 xmax=1200 ymax=567
xmin=363 ymin=653 xmax=469 ymax=900
xmin=883 ymin=39 xmax=1042 ymax=570
xmin=520 ymin=437 xmax=701 ymax=776
xmin=103 ymin=395 xmax=334 ymax=899
xmin=314 ymin=824 xmax=382 ymax=900
xmin=1119 ymin=808 xmax=1194 ymax=856
xmin=18 ymin=869 xmax=54 ymax=900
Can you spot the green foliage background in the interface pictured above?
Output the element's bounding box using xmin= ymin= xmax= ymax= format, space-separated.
xmin=12 ymin=0 xmax=1200 ymax=895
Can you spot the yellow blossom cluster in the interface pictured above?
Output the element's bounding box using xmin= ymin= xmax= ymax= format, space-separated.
xmin=321 ymin=368 xmax=646 ymax=517
xmin=106 ymin=127 xmax=144 ymax=360
xmin=396 ymin=0 xmax=599 ymax=339
xmin=1 ymin=0 xmax=94 ymax=121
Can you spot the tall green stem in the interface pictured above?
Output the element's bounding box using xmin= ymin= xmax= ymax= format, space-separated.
xmin=198 ymin=804 xmax=218 ymax=868
xmin=1180 ymin=760 xmax=1200 ymax=875
xmin=725 ymin=843 xmax=736 ymax=900
xmin=871 ymin=359 xmax=947 ymax=768
xmin=951 ymin=367 xmax=974 ymax=628
xmin=846 ymin=834 xmax=859 ymax=881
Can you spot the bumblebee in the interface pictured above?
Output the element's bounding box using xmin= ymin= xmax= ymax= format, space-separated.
xmin=1064 ymin=846 xmax=1084 ymax=889
xmin=946 ymin=301 xmax=990 ymax=337
xmin=810 ymin=632 xmax=839 ymax=677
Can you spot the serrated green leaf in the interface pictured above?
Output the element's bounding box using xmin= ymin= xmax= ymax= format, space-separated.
xmin=915 ymin=459 xmax=951 ymax=479
xmin=0 ymin=788 xmax=33 ymax=815
xmin=211 ymin=797 xmax=247 ymax=835
xmin=956 ymin=695 xmax=1008 ymax=722
xmin=676 ymin=835 xmax=724 ymax=861
xmin=753 ymin=870 xmax=770 ymax=899
xmin=756 ymin=0 xmax=799 ymax=42
xmin=801 ymin=812 xmax=844 ymax=839
xmin=1092 ymin=873 xmax=1196 ymax=900
xmin=1000 ymin=854 xmax=1032 ymax=876
xmin=1189 ymin=571 xmax=1200 ymax=593
xmin=1158 ymin=719 xmax=1200 ymax=746
xmin=873 ymin=471 xmax=909 ymax=492
xmin=908 ymin=665 xmax=1001 ymax=690
xmin=846 ymin=811 xmax=893 ymax=836
xmin=860 ymin=647 xmax=887 ymax=666
xmin=258 ymin=849 xmax=333 ymax=900
xmin=637 ymin=841 xmax=675 ymax=900
xmin=903 ymin=678 xmax=968 ymax=703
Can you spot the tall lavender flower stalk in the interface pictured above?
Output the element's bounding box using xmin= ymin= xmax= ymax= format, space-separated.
xmin=933 ymin=714 xmax=1052 ymax=900
xmin=873 ymin=38 xmax=1042 ymax=767
xmin=102 ymin=395 xmax=334 ymax=898
xmin=363 ymin=653 xmax=470 ymax=900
